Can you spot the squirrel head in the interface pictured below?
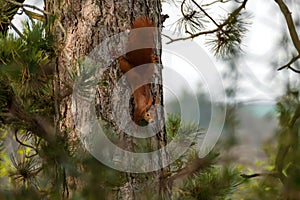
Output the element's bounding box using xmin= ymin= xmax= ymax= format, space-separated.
xmin=134 ymin=105 xmax=156 ymax=126
xmin=143 ymin=106 xmax=156 ymax=123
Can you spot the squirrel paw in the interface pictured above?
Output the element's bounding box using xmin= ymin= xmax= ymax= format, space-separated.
xmin=152 ymin=54 xmax=159 ymax=63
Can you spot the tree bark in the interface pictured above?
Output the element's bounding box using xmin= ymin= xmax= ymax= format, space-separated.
xmin=45 ymin=0 xmax=169 ymax=199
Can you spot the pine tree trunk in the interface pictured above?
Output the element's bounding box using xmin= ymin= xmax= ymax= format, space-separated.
xmin=45 ymin=0 xmax=170 ymax=199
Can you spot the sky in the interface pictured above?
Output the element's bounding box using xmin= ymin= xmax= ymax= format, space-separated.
xmin=162 ymin=0 xmax=292 ymax=104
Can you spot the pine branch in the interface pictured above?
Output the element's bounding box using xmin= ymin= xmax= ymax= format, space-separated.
xmin=4 ymin=0 xmax=50 ymax=15
xmin=7 ymin=94 xmax=56 ymax=144
xmin=166 ymin=0 xmax=248 ymax=44
xmin=166 ymin=27 xmax=220 ymax=44
xmin=0 ymin=0 xmax=25 ymax=35
xmin=166 ymin=152 xmax=218 ymax=184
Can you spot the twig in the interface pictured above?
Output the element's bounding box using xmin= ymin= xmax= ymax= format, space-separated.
xmin=57 ymin=21 xmax=67 ymax=43
xmin=190 ymin=0 xmax=233 ymax=39
xmin=23 ymin=8 xmax=45 ymax=21
xmin=10 ymin=23 xmax=26 ymax=40
xmin=25 ymin=152 xmax=38 ymax=158
xmin=166 ymin=0 xmax=248 ymax=44
xmin=275 ymin=0 xmax=300 ymax=55
xmin=190 ymin=0 xmax=221 ymax=29
xmin=14 ymin=130 xmax=38 ymax=152
xmin=277 ymin=54 xmax=300 ymax=71
xmin=162 ymin=33 xmax=173 ymax=41
xmin=4 ymin=0 xmax=50 ymax=15
xmin=202 ymin=0 xmax=230 ymax=7
xmin=180 ymin=0 xmax=194 ymax=20
xmin=287 ymin=66 xmax=300 ymax=73
xmin=241 ymin=172 xmax=280 ymax=179
xmin=166 ymin=28 xmax=219 ymax=44
xmin=231 ymin=172 xmax=280 ymax=188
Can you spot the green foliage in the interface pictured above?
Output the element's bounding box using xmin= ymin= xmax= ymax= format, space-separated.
xmin=231 ymin=90 xmax=300 ymax=199
xmin=166 ymin=113 xmax=181 ymax=140
xmin=166 ymin=113 xmax=205 ymax=169
xmin=274 ymin=91 xmax=300 ymax=194
xmin=165 ymin=113 xmax=243 ymax=200
xmin=232 ymin=176 xmax=283 ymax=200
xmin=0 ymin=186 xmax=42 ymax=200
xmin=177 ymin=166 xmax=242 ymax=200
xmin=166 ymin=113 xmax=204 ymax=142
xmin=0 ymin=130 xmax=10 ymax=179
xmin=0 ymin=20 xmax=54 ymax=128
xmin=0 ymin=19 xmax=58 ymax=199
xmin=0 ymin=21 xmax=53 ymax=97
xmin=76 ymin=156 xmax=126 ymax=199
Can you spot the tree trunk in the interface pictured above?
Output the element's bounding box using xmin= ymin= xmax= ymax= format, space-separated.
xmin=45 ymin=0 xmax=169 ymax=199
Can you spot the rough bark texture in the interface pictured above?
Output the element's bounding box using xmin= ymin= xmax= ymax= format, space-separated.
xmin=45 ymin=0 xmax=169 ymax=199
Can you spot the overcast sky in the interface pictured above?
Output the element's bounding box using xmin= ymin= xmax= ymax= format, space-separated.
xmin=162 ymin=0 xmax=295 ymax=104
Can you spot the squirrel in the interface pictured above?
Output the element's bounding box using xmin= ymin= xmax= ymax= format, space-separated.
xmin=117 ymin=17 xmax=158 ymax=125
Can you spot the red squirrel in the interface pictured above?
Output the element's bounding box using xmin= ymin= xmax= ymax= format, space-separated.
xmin=118 ymin=17 xmax=158 ymax=125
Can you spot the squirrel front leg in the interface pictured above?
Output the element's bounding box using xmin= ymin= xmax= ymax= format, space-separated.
xmin=118 ymin=56 xmax=133 ymax=74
